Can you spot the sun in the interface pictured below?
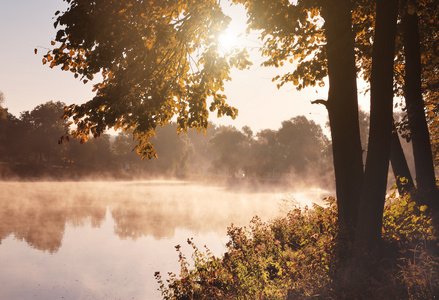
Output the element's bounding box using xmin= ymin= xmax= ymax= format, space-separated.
xmin=218 ymin=27 xmax=240 ymax=52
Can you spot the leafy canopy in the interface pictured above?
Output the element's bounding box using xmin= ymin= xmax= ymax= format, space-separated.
xmin=46 ymin=0 xmax=439 ymax=160
xmin=231 ymin=0 xmax=327 ymax=90
xmin=45 ymin=0 xmax=251 ymax=158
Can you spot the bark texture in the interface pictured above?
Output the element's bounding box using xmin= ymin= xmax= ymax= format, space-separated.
xmin=321 ymin=0 xmax=364 ymax=243
xmin=402 ymin=10 xmax=438 ymax=206
xmin=356 ymin=0 xmax=399 ymax=253
xmin=390 ymin=122 xmax=415 ymax=195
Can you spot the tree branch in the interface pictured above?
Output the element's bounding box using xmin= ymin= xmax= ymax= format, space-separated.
xmin=310 ymin=99 xmax=328 ymax=107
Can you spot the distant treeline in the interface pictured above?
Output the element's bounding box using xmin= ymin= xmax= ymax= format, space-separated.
xmin=0 ymin=101 xmax=334 ymax=186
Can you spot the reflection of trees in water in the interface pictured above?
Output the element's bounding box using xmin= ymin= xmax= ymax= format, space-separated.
xmin=1 ymin=202 xmax=67 ymax=253
xmin=0 ymin=182 xmax=107 ymax=253
xmin=0 ymin=181 xmax=281 ymax=252
xmin=110 ymin=184 xmax=281 ymax=240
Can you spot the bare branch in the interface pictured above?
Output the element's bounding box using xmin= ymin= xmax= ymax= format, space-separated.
xmin=310 ymin=99 xmax=328 ymax=107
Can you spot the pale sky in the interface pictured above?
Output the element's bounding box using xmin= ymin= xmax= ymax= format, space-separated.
xmin=0 ymin=0 xmax=369 ymax=135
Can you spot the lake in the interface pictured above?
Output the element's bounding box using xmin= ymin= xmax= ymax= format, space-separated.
xmin=0 ymin=180 xmax=329 ymax=299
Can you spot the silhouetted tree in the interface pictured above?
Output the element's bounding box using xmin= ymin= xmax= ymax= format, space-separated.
xmin=209 ymin=126 xmax=248 ymax=177
xmin=186 ymin=122 xmax=219 ymax=175
xmin=0 ymin=92 xmax=7 ymax=159
xmin=23 ymin=101 xmax=67 ymax=167
xmin=276 ymin=116 xmax=330 ymax=175
xmin=112 ymin=131 xmax=141 ymax=173
xmin=402 ymin=7 xmax=438 ymax=205
xmin=64 ymin=133 xmax=114 ymax=174
xmin=250 ymin=129 xmax=278 ymax=177
xmin=150 ymin=123 xmax=194 ymax=176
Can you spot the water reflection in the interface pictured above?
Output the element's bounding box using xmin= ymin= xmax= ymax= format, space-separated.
xmin=0 ymin=181 xmax=290 ymax=252
xmin=1 ymin=182 xmax=107 ymax=253
xmin=0 ymin=180 xmax=327 ymax=299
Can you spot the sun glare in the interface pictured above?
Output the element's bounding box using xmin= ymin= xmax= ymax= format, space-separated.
xmin=219 ymin=28 xmax=240 ymax=52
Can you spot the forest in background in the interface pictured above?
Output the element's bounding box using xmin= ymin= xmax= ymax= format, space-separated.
xmin=0 ymin=100 xmax=338 ymax=189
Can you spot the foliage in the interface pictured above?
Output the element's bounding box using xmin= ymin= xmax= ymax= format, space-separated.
xmin=185 ymin=122 xmax=219 ymax=173
xmin=45 ymin=0 xmax=252 ymax=159
xmin=208 ymin=126 xmax=249 ymax=176
xmin=381 ymin=189 xmax=439 ymax=300
xmin=39 ymin=1 xmax=439 ymax=293
xmin=231 ymin=0 xmax=327 ymax=91
xmin=0 ymin=92 xmax=8 ymax=157
xmin=156 ymin=193 xmax=439 ymax=299
xmin=150 ymin=123 xmax=194 ymax=175
xmin=275 ymin=116 xmax=330 ymax=174
xmin=0 ymin=102 xmax=333 ymax=181
xmin=382 ymin=190 xmax=434 ymax=248
xmin=220 ymin=116 xmax=332 ymax=180
xmin=156 ymin=197 xmax=339 ymax=299
xmin=10 ymin=101 xmax=68 ymax=167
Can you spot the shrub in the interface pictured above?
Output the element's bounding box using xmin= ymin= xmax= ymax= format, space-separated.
xmin=155 ymin=198 xmax=339 ymax=299
xmin=382 ymin=190 xmax=439 ymax=299
xmin=156 ymin=194 xmax=439 ymax=299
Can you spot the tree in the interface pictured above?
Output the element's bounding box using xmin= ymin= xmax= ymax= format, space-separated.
xmin=320 ymin=0 xmax=364 ymax=243
xmin=401 ymin=5 xmax=438 ymax=205
xmin=422 ymin=1 xmax=439 ymax=167
xmin=233 ymin=0 xmax=364 ymax=243
xmin=150 ymin=123 xmax=194 ymax=176
xmin=237 ymin=0 xmax=437 ymax=255
xmin=45 ymin=0 xmax=250 ymax=159
xmin=46 ymin=0 xmax=361 ymax=244
xmin=2 ymin=113 xmax=32 ymax=164
xmin=112 ymin=131 xmax=141 ymax=173
xmin=390 ymin=122 xmax=415 ymax=195
xmin=64 ymin=133 xmax=115 ymax=174
xmin=45 ymin=0 xmax=439 ymax=286
xmin=42 ymin=0 xmax=365 ymax=245
xmin=186 ymin=122 xmax=219 ymax=175
xmin=0 ymin=92 xmax=8 ymax=159
xmin=355 ymin=0 xmax=399 ymax=253
xmin=250 ymin=129 xmax=279 ymax=177
xmin=357 ymin=0 xmax=439 ymax=205
xmin=276 ymin=116 xmax=330 ymax=175
xmin=1 ymin=101 xmax=68 ymax=170
xmin=209 ymin=126 xmax=248 ymax=176
xmin=24 ymin=101 xmax=68 ymax=167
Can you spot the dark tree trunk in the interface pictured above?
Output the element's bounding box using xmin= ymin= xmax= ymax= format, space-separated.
xmin=402 ymin=10 xmax=438 ymax=206
xmin=321 ymin=0 xmax=364 ymax=244
xmin=355 ymin=0 xmax=399 ymax=254
xmin=390 ymin=122 xmax=415 ymax=195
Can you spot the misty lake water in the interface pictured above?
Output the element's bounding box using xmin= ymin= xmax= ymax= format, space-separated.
xmin=0 ymin=180 xmax=329 ymax=299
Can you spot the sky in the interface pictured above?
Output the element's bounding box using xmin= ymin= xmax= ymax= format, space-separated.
xmin=0 ymin=0 xmax=369 ymax=135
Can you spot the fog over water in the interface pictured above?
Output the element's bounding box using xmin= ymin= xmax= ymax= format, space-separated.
xmin=0 ymin=180 xmax=330 ymax=299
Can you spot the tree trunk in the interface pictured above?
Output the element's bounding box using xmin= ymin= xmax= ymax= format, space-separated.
xmin=402 ymin=9 xmax=438 ymax=206
xmin=355 ymin=0 xmax=399 ymax=254
xmin=390 ymin=121 xmax=415 ymax=195
xmin=321 ymin=0 xmax=364 ymax=244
